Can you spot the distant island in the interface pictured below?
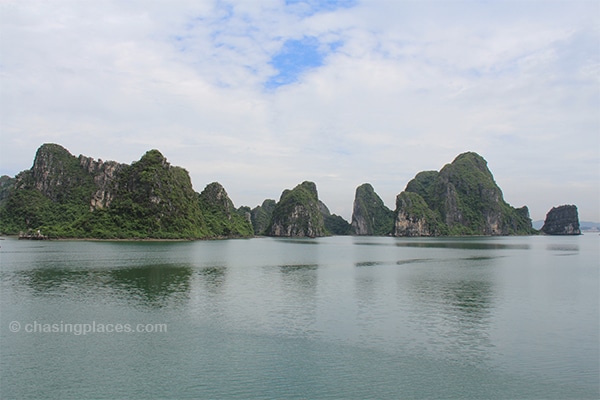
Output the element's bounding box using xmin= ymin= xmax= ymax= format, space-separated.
xmin=0 ymin=143 xmax=582 ymax=239
xmin=353 ymin=152 xmax=535 ymax=236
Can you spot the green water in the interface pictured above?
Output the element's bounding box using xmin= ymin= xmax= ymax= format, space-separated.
xmin=1 ymin=235 xmax=598 ymax=399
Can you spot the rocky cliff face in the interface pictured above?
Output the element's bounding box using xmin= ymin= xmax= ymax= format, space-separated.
xmin=541 ymin=205 xmax=581 ymax=235
xmin=0 ymin=143 xmax=246 ymax=239
xmin=394 ymin=152 xmax=534 ymax=236
xmin=23 ymin=143 xmax=95 ymax=204
xmin=249 ymin=199 xmax=277 ymax=235
xmin=14 ymin=143 xmax=125 ymax=211
xmin=84 ymin=149 xmax=209 ymax=238
xmin=79 ymin=155 xmax=125 ymax=210
xmin=351 ymin=183 xmax=394 ymax=235
xmin=394 ymin=191 xmax=442 ymax=236
xmin=267 ymin=181 xmax=327 ymax=237
xmin=199 ymin=182 xmax=236 ymax=217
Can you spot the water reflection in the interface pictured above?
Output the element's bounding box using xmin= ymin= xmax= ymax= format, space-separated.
xmin=443 ymin=280 xmax=493 ymax=320
xmin=11 ymin=264 xmax=193 ymax=309
xmin=11 ymin=268 xmax=102 ymax=295
xmin=396 ymin=258 xmax=434 ymax=266
xmin=440 ymin=279 xmax=494 ymax=363
xmin=197 ymin=266 xmax=227 ymax=292
xmin=394 ymin=241 xmax=530 ymax=250
xmin=405 ymin=259 xmax=495 ymax=364
xmin=278 ymin=264 xmax=319 ymax=293
xmin=110 ymin=264 xmax=192 ymax=308
xmin=275 ymin=264 xmax=319 ymax=336
xmin=279 ymin=264 xmax=318 ymax=273
xmin=189 ymin=266 xmax=229 ymax=322
xmin=275 ymin=238 xmax=321 ymax=246
xmin=354 ymin=268 xmax=387 ymax=347
xmin=355 ymin=240 xmax=530 ymax=250
xmin=547 ymin=244 xmax=579 ymax=252
xmin=355 ymin=261 xmax=385 ymax=267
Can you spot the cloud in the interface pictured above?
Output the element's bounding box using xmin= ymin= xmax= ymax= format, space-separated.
xmin=0 ymin=0 xmax=598 ymax=221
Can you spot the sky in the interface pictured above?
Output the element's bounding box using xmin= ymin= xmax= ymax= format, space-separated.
xmin=0 ymin=0 xmax=598 ymax=222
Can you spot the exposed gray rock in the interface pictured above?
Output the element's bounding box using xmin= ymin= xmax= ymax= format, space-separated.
xmin=199 ymin=182 xmax=235 ymax=219
xmin=267 ymin=181 xmax=327 ymax=237
xmin=393 ymin=191 xmax=441 ymax=237
xmin=25 ymin=143 xmax=93 ymax=203
xmin=394 ymin=152 xmax=534 ymax=236
xmin=79 ymin=155 xmax=125 ymax=210
xmin=541 ymin=205 xmax=581 ymax=235
xmin=351 ymin=183 xmax=394 ymax=235
xmin=250 ymin=199 xmax=277 ymax=235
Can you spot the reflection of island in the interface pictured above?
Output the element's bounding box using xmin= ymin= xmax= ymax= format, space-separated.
xmin=394 ymin=240 xmax=530 ymax=250
xmin=277 ymin=264 xmax=318 ymax=300
xmin=17 ymin=264 xmax=193 ymax=308
xmin=442 ymin=279 xmax=493 ymax=322
xmin=274 ymin=264 xmax=319 ymax=336
xmin=110 ymin=264 xmax=193 ymax=307
xmin=18 ymin=268 xmax=92 ymax=294
xmin=196 ymin=266 xmax=227 ymax=294
xmin=406 ymin=264 xmax=495 ymax=363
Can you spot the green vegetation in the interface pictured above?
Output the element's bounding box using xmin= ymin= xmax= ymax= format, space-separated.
xmin=324 ymin=214 xmax=352 ymax=235
xmin=0 ymin=144 xmax=251 ymax=239
xmin=352 ymin=183 xmax=394 ymax=235
xmin=267 ymin=181 xmax=328 ymax=237
xmin=0 ymin=145 xmax=533 ymax=239
xmin=1 ymin=144 xmax=97 ymax=237
xmin=404 ymin=170 xmax=439 ymax=207
xmin=395 ymin=191 xmax=446 ymax=236
xmin=87 ymin=150 xmax=210 ymax=239
xmin=397 ymin=152 xmax=535 ymax=236
xmin=249 ymin=199 xmax=277 ymax=235
xmin=0 ymin=175 xmax=15 ymax=204
xmin=198 ymin=182 xmax=253 ymax=238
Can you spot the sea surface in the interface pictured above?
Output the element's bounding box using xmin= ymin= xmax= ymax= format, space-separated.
xmin=0 ymin=235 xmax=598 ymax=399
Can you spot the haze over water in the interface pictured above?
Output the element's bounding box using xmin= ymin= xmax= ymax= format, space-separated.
xmin=1 ymin=235 xmax=598 ymax=399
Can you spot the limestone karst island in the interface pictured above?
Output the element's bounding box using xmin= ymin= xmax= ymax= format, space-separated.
xmin=0 ymin=143 xmax=580 ymax=239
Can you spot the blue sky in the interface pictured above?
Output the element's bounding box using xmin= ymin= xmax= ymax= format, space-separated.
xmin=285 ymin=0 xmax=357 ymax=17
xmin=267 ymin=36 xmax=327 ymax=89
xmin=0 ymin=0 xmax=598 ymax=221
xmin=266 ymin=35 xmax=344 ymax=89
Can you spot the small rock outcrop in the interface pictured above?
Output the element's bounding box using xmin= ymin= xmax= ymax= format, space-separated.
xmin=541 ymin=205 xmax=581 ymax=235
xmin=351 ymin=183 xmax=394 ymax=235
xmin=267 ymin=181 xmax=327 ymax=237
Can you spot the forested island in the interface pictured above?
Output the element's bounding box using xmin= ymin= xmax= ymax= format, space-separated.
xmin=0 ymin=143 xmax=578 ymax=239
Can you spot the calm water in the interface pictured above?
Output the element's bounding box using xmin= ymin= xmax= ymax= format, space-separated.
xmin=0 ymin=235 xmax=598 ymax=399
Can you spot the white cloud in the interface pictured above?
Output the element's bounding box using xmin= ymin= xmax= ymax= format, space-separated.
xmin=1 ymin=0 xmax=598 ymax=221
